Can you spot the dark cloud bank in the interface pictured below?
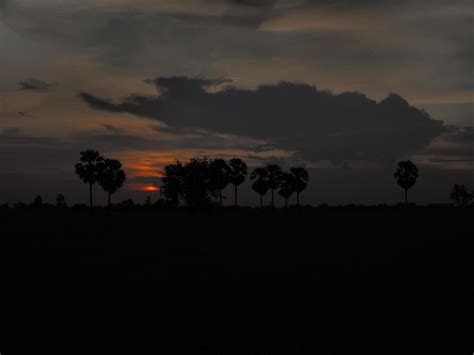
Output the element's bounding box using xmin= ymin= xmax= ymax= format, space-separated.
xmin=81 ymin=77 xmax=446 ymax=162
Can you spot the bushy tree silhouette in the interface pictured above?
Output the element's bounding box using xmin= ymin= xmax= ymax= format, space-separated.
xmin=119 ymin=198 xmax=135 ymax=208
xmin=56 ymin=194 xmax=67 ymax=207
xmin=251 ymin=167 xmax=270 ymax=208
xmin=75 ymin=150 xmax=103 ymax=210
xmin=161 ymin=158 xmax=219 ymax=208
xmin=267 ymin=164 xmax=283 ymax=207
xmin=449 ymin=184 xmax=472 ymax=207
xmin=98 ymin=158 xmax=126 ymax=208
xmin=394 ymin=160 xmax=418 ymax=205
xmin=182 ymin=157 xmax=218 ymax=208
xmin=161 ymin=162 xmax=184 ymax=207
xmin=279 ymin=172 xmax=295 ymax=208
xmin=228 ymin=158 xmax=248 ymax=207
xmin=290 ymin=167 xmax=309 ymax=206
xmin=33 ymin=195 xmax=43 ymax=207
xmin=209 ymin=159 xmax=231 ymax=206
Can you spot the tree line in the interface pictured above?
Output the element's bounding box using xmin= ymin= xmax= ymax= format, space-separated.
xmin=1 ymin=152 xmax=473 ymax=210
xmin=160 ymin=157 xmax=309 ymax=208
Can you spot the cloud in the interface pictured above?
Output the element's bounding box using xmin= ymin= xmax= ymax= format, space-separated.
xmin=18 ymin=78 xmax=56 ymax=91
xmin=2 ymin=0 xmax=472 ymax=107
xmin=81 ymin=77 xmax=447 ymax=162
xmin=421 ymin=126 xmax=474 ymax=161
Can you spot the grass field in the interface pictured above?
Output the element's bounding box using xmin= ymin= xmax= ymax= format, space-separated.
xmin=1 ymin=209 xmax=473 ymax=354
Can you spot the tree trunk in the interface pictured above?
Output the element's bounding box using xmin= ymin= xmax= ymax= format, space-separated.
xmin=89 ymin=183 xmax=93 ymax=211
xmin=285 ymin=198 xmax=288 ymax=208
xmin=108 ymin=191 xmax=111 ymax=208
xmin=296 ymin=192 xmax=300 ymax=206
xmin=405 ymin=189 xmax=408 ymax=205
xmin=219 ymin=190 xmax=223 ymax=207
xmin=260 ymin=194 xmax=263 ymax=208
xmin=271 ymin=190 xmax=274 ymax=207
xmin=234 ymin=185 xmax=238 ymax=207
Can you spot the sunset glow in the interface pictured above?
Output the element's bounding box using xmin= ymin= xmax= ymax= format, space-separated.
xmin=127 ymin=183 xmax=161 ymax=192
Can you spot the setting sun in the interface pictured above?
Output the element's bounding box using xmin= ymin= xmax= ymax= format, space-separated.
xmin=127 ymin=183 xmax=160 ymax=192
xmin=143 ymin=185 xmax=160 ymax=192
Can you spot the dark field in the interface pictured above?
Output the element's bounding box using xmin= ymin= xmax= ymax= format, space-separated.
xmin=1 ymin=209 xmax=473 ymax=354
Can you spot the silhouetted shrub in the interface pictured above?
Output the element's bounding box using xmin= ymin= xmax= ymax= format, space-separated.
xmin=449 ymin=184 xmax=472 ymax=207
xmin=56 ymin=194 xmax=67 ymax=208
xmin=14 ymin=202 xmax=26 ymax=209
xmin=33 ymin=195 xmax=43 ymax=207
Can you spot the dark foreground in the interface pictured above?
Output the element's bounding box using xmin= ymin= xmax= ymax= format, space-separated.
xmin=1 ymin=209 xmax=473 ymax=354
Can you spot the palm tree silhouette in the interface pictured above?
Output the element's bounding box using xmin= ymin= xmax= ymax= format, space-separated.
xmin=209 ymin=159 xmax=231 ymax=207
xmin=290 ymin=167 xmax=309 ymax=206
xmin=394 ymin=160 xmax=418 ymax=205
xmin=278 ymin=172 xmax=295 ymax=208
xmin=98 ymin=158 xmax=126 ymax=208
xmin=251 ymin=167 xmax=270 ymax=208
xmin=75 ymin=150 xmax=103 ymax=210
xmin=228 ymin=158 xmax=248 ymax=207
xmin=267 ymin=164 xmax=283 ymax=207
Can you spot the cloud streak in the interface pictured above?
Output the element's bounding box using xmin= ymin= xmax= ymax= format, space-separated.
xmin=17 ymin=78 xmax=56 ymax=91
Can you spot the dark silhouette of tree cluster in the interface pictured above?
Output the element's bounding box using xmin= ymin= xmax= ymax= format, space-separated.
xmin=251 ymin=165 xmax=309 ymax=208
xmin=449 ymin=184 xmax=473 ymax=207
xmin=33 ymin=195 xmax=43 ymax=207
xmin=161 ymin=158 xmax=309 ymax=208
xmin=161 ymin=158 xmax=248 ymax=208
xmin=210 ymin=159 xmax=231 ymax=207
xmin=75 ymin=150 xmax=126 ymax=210
xmin=56 ymin=194 xmax=67 ymax=208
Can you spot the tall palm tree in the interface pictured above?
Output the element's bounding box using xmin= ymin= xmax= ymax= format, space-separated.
xmin=209 ymin=159 xmax=231 ymax=207
xmin=228 ymin=158 xmax=248 ymax=207
xmin=267 ymin=164 xmax=283 ymax=207
xmin=75 ymin=150 xmax=103 ymax=210
xmin=278 ymin=172 xmax=295 ymax=208
xmin=98 ymin=158 xmax=126 ymax=208
xmin=394 ymin=160 xmax=418 ymax=205
xmin=290 ymin=167 xmax=309 ymax=206
xmin=251 ymin=167 xmax=270 ymax=208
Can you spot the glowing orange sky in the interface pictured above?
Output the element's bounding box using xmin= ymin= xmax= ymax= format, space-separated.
xmin=118 ymin=148 xmax=269 ymax=191
xmin=127 ymin=183 xmax=161 ymax=192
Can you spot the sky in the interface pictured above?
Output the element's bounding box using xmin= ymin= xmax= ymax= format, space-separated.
xmin=0 ymin=0 xmax=472 ymax=206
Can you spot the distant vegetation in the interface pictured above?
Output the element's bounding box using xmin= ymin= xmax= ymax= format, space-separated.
xmin=0 ymin=153 xmax=473 ymax=212
xmin=449 ymin=184 xmax=473 ymax=207
xmin=160 ymin=157 xmax=308 ymax=208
